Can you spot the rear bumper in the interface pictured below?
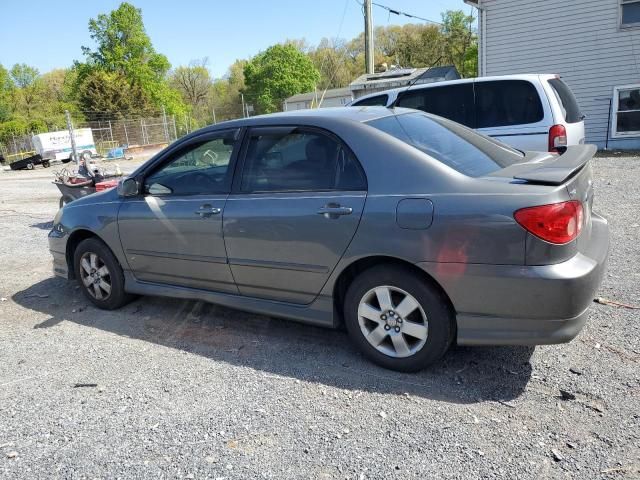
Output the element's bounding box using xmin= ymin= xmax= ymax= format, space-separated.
xmin=417 ymin=213 xmax=609 ymax=346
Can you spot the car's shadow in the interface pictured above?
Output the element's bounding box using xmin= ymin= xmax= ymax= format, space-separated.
xmin=13 ymin=277 xmax=534 ymax=404
xmin=30 ymin=221 xmax=54 ymax=230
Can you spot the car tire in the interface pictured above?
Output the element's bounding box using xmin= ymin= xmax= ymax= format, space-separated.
xmin=62 ymin=157 xmax=71 ymax=164
xmin=74 ymin=237 xmax=133 ymax=310
xmin=42 ymin=160 xmax=50 ymax=168
xmin=343 ymin=265 xmax=454 ymax=372
xmin=26 ymin=162 xmax=34 ymax=170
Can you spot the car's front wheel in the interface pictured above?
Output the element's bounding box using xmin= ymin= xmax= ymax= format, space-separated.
xmin=344 ymin=265 xmax=454 ymax=372
xmin=74 ymin=237 xmax=133 ymax=310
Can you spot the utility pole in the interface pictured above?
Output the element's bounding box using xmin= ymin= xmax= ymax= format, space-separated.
xmin=212 ymin=107 xmax=217 ymax=125
xmin=240 ymin=93 xmax=246 ymax=118
xmin=364 ymin=0 xmax=374 ymax=74
xmin=162 ymin=105 xmax=170 ymax=142
xmin=64 ymin=110 xmax=79 ymax=166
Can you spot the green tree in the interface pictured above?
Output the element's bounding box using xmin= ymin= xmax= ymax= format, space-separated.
xmin=0 ymin=118 xmax=28 ymax=144
xmin=77 ymin=70 xmax=154 ymax=120
xmin=441 ymin=10 xmax=477 ymax=78
xmin=308 ymin=38 xmax=357 ymax=90
xmin=208 ymin=59 xmax=247 ymax=122
xmin=77 ymin=2 xmax=185 ymax=116
xmin=170 ymin=58 xmax=213 ymax=126
xmin=0 ymin=64 xmax=14 ymax=122
xmin=9 ymin=64 xmax=42 ymax=119
xmin=243 ymin=44 xmax=320 ymax=113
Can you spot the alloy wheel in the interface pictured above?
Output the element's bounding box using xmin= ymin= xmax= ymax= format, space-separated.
xmin=79 ymin=252 xmax=112 ymax=301
xmin=357 ymin=285 xmax=429 ymax=358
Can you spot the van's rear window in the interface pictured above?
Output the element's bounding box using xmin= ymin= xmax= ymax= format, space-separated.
xmin=548 ymin=78 xmax=583 ymax=124
xmin=367 ymin=112 xmax=524 ymax=177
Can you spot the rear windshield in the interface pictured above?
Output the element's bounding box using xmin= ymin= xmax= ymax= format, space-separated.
xmin=366 ymin=112 xmax=524 ymax=177
xmin=353 ymin=94 xmax=389 ymax=107
xmin=548 ymin=78 xmax=583 ymax=123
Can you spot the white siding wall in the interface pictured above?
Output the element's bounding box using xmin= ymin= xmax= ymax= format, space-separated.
xmin=479 ymin=0 xmax=640 ymax=147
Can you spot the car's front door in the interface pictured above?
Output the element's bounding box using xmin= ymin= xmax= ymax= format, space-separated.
xmin=223 ymin=126 xmax=367 ymax=304
xmin=118 ymin=129 xmax=240 ymax=293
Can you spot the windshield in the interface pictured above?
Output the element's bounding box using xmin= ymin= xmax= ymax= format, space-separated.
xmin=366 ymin=112 xmax=525 ymax=177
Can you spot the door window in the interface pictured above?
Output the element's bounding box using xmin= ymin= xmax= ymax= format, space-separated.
xmin=145 ymin=131 xmax=238 ymax=195
xmin=395 ymin=84 xmax=475 ymax=127
xmin=475 ymin=80 xmax=544 ymax=128
xmin=353 ymin=94 xmax=389 ymax=106
xmin=240 ymin=129 xmax=366 ymax=193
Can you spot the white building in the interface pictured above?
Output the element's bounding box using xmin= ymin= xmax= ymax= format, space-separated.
xmin=283 ymin=87 xmax=353 ymax=111
xmin=466 ymin=0 xmax=640 ymax=149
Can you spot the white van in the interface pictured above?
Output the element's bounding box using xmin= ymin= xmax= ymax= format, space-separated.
xmin=32 ymin=128 xmax=98 ymax=163
xmin=350 ymin=74 xmax=585 ymax=152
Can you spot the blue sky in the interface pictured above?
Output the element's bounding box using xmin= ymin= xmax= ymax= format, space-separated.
xmin=0 ymin=0 xmax=469 ymax=78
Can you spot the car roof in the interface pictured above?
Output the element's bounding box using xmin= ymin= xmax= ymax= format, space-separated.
xmin=201 ymin=106 xmax=408 ymax=131
xmin=352 ymin=73 xmax=559 ymax=103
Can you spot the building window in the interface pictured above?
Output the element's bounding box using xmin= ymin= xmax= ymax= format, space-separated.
xmin=621 ymin=0 xmax=640 ymax=26
xmin=612 ymin=85 xmax=640 ymax=137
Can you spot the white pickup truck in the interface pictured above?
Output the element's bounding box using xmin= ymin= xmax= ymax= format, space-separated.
xmin=32 ymin=128 xmax=98 ymax=163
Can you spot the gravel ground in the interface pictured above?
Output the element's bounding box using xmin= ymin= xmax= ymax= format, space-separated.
xmin=0 ymin=157 xmax=638 ymax=479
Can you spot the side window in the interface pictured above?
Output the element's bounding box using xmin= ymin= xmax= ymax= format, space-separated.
xmin=353 ymin=94 xmax=389 ymax=107
xmin=145 ymin=131 xmax=237 ymax=195
xmin=396 ymin=84 xmax=475 ymax=127
xmin=475 ymin=80 xmax=544 ymax=128
xmin=240 ymin=129 xmax=366 ymax=193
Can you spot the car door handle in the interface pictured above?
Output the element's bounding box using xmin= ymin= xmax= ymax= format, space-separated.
xmin=317 ymin=204 xmax=353 ymax=218
xmin=194 ymin=205 xmax=221 ymax=217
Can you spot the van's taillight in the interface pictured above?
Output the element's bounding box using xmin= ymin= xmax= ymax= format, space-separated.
xmin=549 ymin=124 xmax=567 ymax=152
xmin=514 ymin=201 xmax=583 ymax=244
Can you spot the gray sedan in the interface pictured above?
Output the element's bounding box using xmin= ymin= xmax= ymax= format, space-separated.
xmin=48 ymin=107 xmax=609 ymax=372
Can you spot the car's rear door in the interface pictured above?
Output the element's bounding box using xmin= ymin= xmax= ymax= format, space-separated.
xmin=223 ymin=126 xmax=367 ymax=304
xmin=117 ymin=129 xmax=240 ymax=293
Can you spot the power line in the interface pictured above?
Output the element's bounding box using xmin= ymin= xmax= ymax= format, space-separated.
xmin=361 ymin=0 xmax=442 ymax=25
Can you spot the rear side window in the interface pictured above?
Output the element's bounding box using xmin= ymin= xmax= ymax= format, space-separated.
xmin=395 ymin=84 xmax=475 ymax=127
xmin=240 ymin=129 xmax=366 ymax=193
xmin=475 ymin=80 xmax=544 ymax=128
xmin=548 ymin=78 xmax=583 ymax=123
xmin=367 ymin=112 xmax=523 ymax=177
xmin=353 ymin=94 xmax=389 ymax=107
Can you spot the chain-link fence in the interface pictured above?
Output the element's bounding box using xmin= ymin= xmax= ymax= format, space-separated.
xmin=0 ymin=115 xmax=179 ymax=164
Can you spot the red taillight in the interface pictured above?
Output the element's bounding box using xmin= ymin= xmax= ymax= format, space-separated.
xmin=549 ymin=124 xmax=567 ymax=152
xmin=514 ymin=201 xmax=584 ymax=244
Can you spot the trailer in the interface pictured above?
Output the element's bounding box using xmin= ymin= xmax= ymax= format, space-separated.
xmin=32 ymin=128 xmax=97 ymax=163
xmin=9 ymin=153 xmax=50 ymax=170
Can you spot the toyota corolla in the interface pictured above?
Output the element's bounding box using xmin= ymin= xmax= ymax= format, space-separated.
xmin=49 ymin=107 xmax=609 ymax=371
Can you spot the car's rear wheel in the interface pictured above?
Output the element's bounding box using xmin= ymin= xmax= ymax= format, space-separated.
xmin=74 ymin=237 xmax=133 ymax=310
xmin=343 ymin=265 xmax=453 ymax=372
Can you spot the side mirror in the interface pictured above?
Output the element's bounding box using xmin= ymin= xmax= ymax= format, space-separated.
xmin=118 ymin=177 xmax=140 ymax=197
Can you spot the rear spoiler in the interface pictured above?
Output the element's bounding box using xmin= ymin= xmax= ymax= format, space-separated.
xmin=513 ymin=145 xmax=597 ymax=185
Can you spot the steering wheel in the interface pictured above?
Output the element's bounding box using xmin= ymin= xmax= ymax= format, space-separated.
xmin=203 ymin=150 xmax=219 ymax=164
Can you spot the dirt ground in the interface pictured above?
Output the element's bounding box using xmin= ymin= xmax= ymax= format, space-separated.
xmin=0 ymin=157 xmax=638 ymax=479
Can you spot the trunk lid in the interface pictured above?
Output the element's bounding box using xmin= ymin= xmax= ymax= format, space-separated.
xmin=483 ymin=144 xmax=597 ymax=264
xmin=493 ymin=145 xmax=596 ymax=185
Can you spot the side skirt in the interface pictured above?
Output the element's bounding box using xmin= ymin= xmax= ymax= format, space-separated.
xmin=123 ymin=271 xmax=337 ymax=329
